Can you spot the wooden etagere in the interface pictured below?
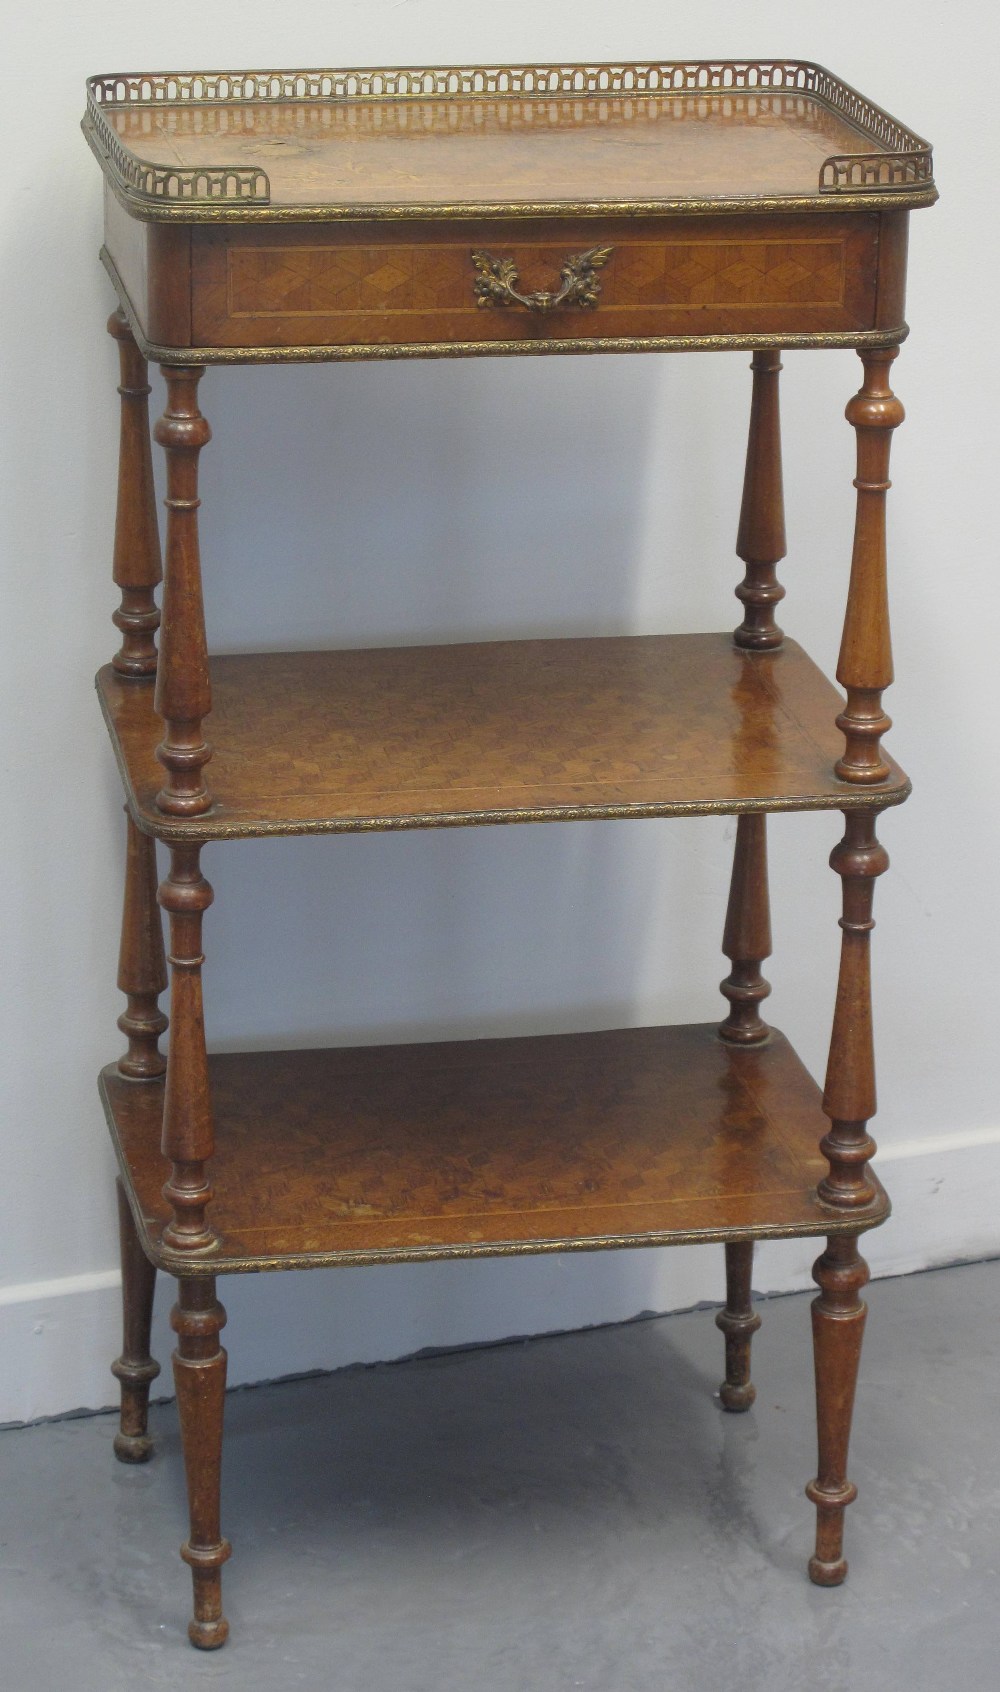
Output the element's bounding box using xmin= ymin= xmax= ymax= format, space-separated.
xmin=86 ymin=61 xmax=935 ymax=1649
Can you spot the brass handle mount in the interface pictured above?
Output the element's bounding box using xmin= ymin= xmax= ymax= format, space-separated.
xmin=471 ymin=246 xmax=614 ymax=314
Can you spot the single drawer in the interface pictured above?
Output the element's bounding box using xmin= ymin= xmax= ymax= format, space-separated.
xmin=103 ymin=200 xmax=891 ymax=358
xmin=185 ymin=213 xmax=880 ymax=354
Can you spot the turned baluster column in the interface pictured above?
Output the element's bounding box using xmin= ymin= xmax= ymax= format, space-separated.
xmin=111 ymin=811 xmax=167 ymax=1458
xmin=820 ymin=809 xmax=887 ymax=1209
xmin=715 ymin=814 xmax=770 ymax=1407
xmin=154 ymin=367 xmax=213 ymax=817
xmin=719 ymin=813 xmax=772 ymax=1045
xmin=806 ymin=804 xmax=886 ymax=1582
xmin=716 ymin=1241 xmax=762 ymax=1412
xmin=117 ymin=813 xmax=168 ymax=1078
xmin=158 ymin=844 xmax=217 ymax=1252
xmin=108 ymin=311 xmax=162 ymax=677
xmin=111 ymin=1178 xmax=160 ymax=1463
xmin=172 ymin=1277 xmax=231 ymax=1649
xmin=734 ymin=348 xmax=786 ymax=649
xmin=836 ymin=347 xmax=904 ymax=782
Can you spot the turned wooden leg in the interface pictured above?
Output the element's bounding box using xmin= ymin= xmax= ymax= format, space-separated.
xmin=718 ymin=813 xmax=771 ymax=1045
xmin=805 ymin=807 xmax=886 ymax=1579
xmin=111 ymin=1177 xmax=160 ymax=1462
xmin=716 ymin=1240 xmax=761 ymax=1411
xmin=806 ymin=1235 xmax=870 ymax=1584
xmin=108 ymin=310 xmax=162 ymax=677
xmin=836 ymin=347 xmax=904 ymax=783
xmin=117 ymin=813 xmax=168 ymax=1079
xmin=717 ymin=816 xmax=768 ymax=1409
xmin=172 ymin=1277 xmax=230 ymax=1649
xmin=154 ymin=366 xmax=213 ymax=817
xmin=734 ymin=347 xmax=786 ymax=649
xmin=159 ymin=843 xmax=217 ymax=1253
xmin=820 ymin=810 xmax=887 ymax=1209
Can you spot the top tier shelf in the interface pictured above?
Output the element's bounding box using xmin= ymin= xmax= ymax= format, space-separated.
xmin=83 ymin=60 xmax=936 ymax=221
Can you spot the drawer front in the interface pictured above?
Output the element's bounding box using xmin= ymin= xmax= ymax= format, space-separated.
xmin=190 ymin=214 xmax=880 ymax=352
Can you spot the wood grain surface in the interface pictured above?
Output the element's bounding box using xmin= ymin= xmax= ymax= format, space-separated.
xmin=96 ymin=634 xmax=910 ymax=841
xmin=107 ymin=92 xmax=888 ymax=210
xmin=100 ymin=1024 xmax=890 ymax=1274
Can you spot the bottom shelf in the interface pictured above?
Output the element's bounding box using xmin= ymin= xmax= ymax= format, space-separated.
xmin=100 ymin=1024 xmax=889 ymax=1275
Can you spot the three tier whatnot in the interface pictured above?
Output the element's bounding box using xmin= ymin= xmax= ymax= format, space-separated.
xmin=84 ymin=59 xmax=936 ymax=1647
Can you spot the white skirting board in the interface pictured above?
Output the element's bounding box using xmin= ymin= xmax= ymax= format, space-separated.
xmin=4 ymin=1132 xmax=999 ymax=1426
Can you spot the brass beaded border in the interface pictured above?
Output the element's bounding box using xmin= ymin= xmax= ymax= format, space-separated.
xmin=84 ymin=57 xmax=935 ymax=219
xmin=119 ymin=783 xmax=914 ymax=845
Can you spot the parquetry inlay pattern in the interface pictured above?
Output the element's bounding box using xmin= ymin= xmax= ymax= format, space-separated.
xmin=100 ymin=1026 xmax=885 ymax=1271
xmin=228 ymin=239 xmax=845 ymax=317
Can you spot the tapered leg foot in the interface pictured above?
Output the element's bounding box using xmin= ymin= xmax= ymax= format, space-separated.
xmin=111 ymin=1178 xmax=159 ymax=1463
xmin=172 ymin=1277 xmax=231 ymax=1648
xmin=806 ymin=1234 xmax=869 ymax=1585
xmin=716 ymin=1240 xmax=761 ymax=1411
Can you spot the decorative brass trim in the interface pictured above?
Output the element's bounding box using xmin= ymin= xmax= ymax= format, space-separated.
xmin=83 ymin=110 xmax=268 ymax=207
xmin=84 ymin=59 xmax=935 ymax=219
xmin=99 ymin=173 xmax=939 ymax=224
xmin=83 ymin=59 xmax=896 ymax=106
xmin=138 ymin=1207 xmax=893 ymax=1277
xmin=472 ymin=245 xmax=613 ymax=312
xmin=118 ymin=781 xmax=913 ymax=846
xmin=821 ymin=151 xmax=931 ymax=192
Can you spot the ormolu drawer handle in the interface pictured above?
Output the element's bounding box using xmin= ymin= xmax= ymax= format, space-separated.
xmin=471 ymin=245 xmax=613 ymax=313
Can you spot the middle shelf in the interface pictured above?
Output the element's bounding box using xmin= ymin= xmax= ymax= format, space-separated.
xmin=97 ymin=631 xmax=909 ymax=842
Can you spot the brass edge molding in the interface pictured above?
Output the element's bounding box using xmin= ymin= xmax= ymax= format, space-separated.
xmin=119 ymin=782 xmax=913 ymax=845
xmin=149 ymin=331 xmax=913 ymax=364
xmin=85 ymin=58 xmax=935 ymax=217
xmin=142 ymin=1206 xmax=892 ymax=1276
xmin=97 ymin=169 xmax=939 ymax=225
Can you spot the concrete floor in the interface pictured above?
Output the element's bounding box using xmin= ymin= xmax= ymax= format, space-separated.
xmin=1 ymin=1259 xmax=998 ymax=1692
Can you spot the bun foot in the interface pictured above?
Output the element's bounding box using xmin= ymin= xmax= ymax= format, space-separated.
xmin=718 ymin=1379 xmax=756 ymax=1413
xmin=113 ymin=1429 xmax=154 ymax=1464
xmin=188 ymin=1615 xmax=229 ymax=1651
xmin=808 ymin=1553 xmax=848 ymax=1587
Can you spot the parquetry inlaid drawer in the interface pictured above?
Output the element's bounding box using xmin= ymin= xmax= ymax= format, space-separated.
xmin=188 ymin=214 xmax=880 ymax=352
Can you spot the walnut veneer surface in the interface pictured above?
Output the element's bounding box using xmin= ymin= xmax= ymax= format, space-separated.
xmin=101 ymin=1025 xmax=888 ymax=1274
xmin=97 ymin=634 xmax=909 ymax=840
